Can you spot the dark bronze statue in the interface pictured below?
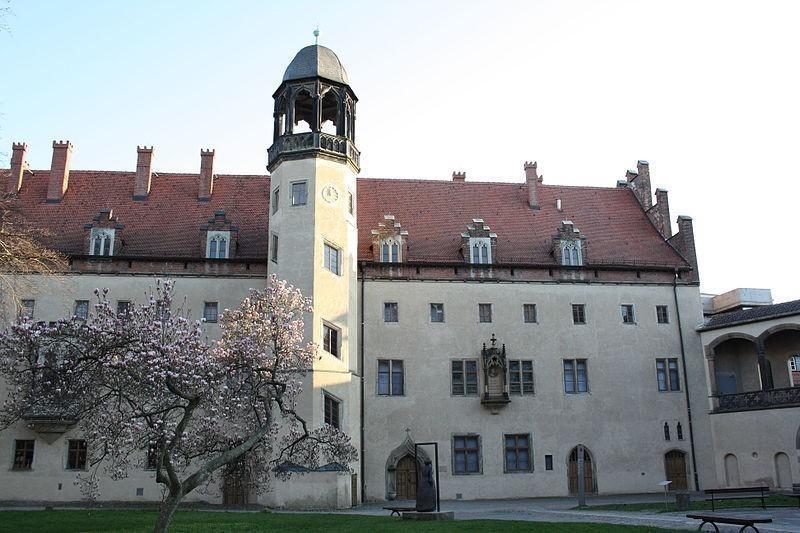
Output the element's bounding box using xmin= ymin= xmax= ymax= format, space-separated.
xmin=415 ymin=460 xmax=436 ymax=512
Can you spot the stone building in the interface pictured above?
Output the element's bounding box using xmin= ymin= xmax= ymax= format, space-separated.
xmin=1 ymin=44 xmax=798 ymax=507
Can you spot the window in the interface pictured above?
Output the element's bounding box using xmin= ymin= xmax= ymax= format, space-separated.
xmin=324 ymin=243 xmax=341 ymax=275
xmin=271 ymin=187 xmax=280 ymax=214
xmin=656 ymin=305 xmax=669 ymax=324
xmin=270 ymin=234 xmax=279 ymax=263
xmin=66 ymin=440 xmax=87 ymax=470
xmin=509 ymin=360 xmax=535 ymax=395
xmin=572 ymin=304 xmax=586 ymax=325
xmin=453 ymin=435 xmax=481 ymax=474
xmin=561 ymin=239 xmax=582 ymax=266
xmin=790 ymin=356 xmax=800 ymax=372
xmin=664 ymin=422 xmax=671 ymax=441
xmin=291 ymin=181 xmax=307 ymax=206
xmin=478 ymin=303 xmax=492 ymax=323
xmin=323 ymin=393 xmax=341 ymax=429
xmin=621 ymin=304 xmax=636 ymax=324
xmin=430 ymin=303 xmax=444 ymax=323
xmin=13 ymin=440 xmax=34 ymax=470
xmin=677 ymin=422 xmax=684 ymax=440
xmin=564 ymin=359 xmax=588 ymax=393
xmin=323 ymin=323 xmax=339 ymax=358
xmin=523 ymin=304 xmax=537 ymax=324
xmin=203 ymin=302 xmax=219 ymax=323
xmin=656 ymin=358 xmax=681 ymax=391
xmin=377 ymin=360 xmax=404 ymax=396
xmin=146 ymin=443 xmax=159 ymax=470
xmin=451 ymin=360 xmax=479 ymax=396
xmin=19 ymin=299 xmax=35 ymax=319
xmin=469 ymin=238 xmax=491 ymax=264
xmin=504 ymin=434 xmax=532 ymax=472
xmin=380 ymin=240 xmax=400 ymax=263
xmin=206 ymin=231 xmax=229 ymax=259
xmin=545 ymin=454 xmax=553 ymax=471
xmin=74 ymin=300 xmax=89 ymax=320
xmin=383 ymin=302 xmax=398 ymax=323
xmin=117 ymin=301 xmax=131 ymax=317
xmin=348 ymin=191 xmax=354 ymax=215
xmin=90 ymin=228 xmax=115 ymax=256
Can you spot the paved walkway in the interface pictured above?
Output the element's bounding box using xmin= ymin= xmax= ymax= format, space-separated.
xmin=331 ymin=494 xmax=800 ymax=532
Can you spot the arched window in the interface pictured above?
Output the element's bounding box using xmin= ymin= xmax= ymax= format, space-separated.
xmin=90 ymin=228 xmax=114 ymax=256
xmin=380 ymin=239 xmax=401 ymax=263
xmin=677 ymin=422 xmax=684 ymax=440
xmin=561 ymin=240 xmax=583 ymax=266
xmin=206 ymin=231 xmax=230 ymax=259
xmin=320 ymin=89 xmax=339 ymax=135
xmin=469 ymin=238 xmax=491 ymax=264
xmin=664 ymin=422 xmax=671 ymax=441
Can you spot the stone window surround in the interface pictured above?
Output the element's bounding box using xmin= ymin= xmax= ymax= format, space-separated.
xmin=564 ymin=358 xmax=589 ymax=394
xmin=383 ymin=302 xmax=398 ymax=323
xmin=452 ymin=433 xmax=482 ymax=475
xmin=503 ymin=433 xmax=533 ymax=474
xmin=323 ymin=390 xmax=343 ymax=430
xmin=468 ymin=237 xmax=492 ymax=265
xmin=621 ymin=304 xmax=636 ymax=325
xmin=90 ymin=227 xmax=115 ymax=256
xmin=206 ymin=230 xmax=230 ymax=259
xmin=322 ymin=321 xmax=340 ymax=359
xmin=377 ymin=359 xmax=404 ymax=396
xmin=508 ymin=359 xmax=535 ymax=396
xmin=656 ymin=305 xmax=670 ymax=324
xmin=323 ymin=240 xmax=342 ymax=276
xmin=291 ymin=180 xmax=308 ymax=206
xmin=65 ymin=439 xmax=87 ymax=471
xmin=451 ymin=358 xmax=479 ymax=397
xmin=656 ymin=358 xmax=681 ymax=392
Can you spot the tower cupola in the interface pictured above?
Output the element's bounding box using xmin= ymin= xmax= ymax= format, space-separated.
xmin=268 ymin=44 xmax=359 ymax=172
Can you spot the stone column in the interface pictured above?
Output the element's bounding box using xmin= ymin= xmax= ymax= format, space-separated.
xmin=756 ymin=339 xmax=773 ymax=391
xmin=706 ymin=349 xmax=719 ymax=411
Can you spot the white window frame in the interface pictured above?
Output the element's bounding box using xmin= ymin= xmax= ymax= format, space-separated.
xmin=324 ymin=242 xmax=341 ymax=275
xmin=291 ymin=181 xmax=308 ymax=206
xmin=789 ymin=356 xmax=800 ymax=372
xmin=206 ymin=230 xmax=230 ymax=259
xmin=380 ymin=238 xmax=401 ymax=263
xmin=90 ymin=228 xmax=115 ymax=256
xmin=561 ymin=239 xmax=583 ymax=266
xmin=271 ymin=187 xmax=280 ymax=214
xmin=468 ymin=237 xmax=492 ymax=264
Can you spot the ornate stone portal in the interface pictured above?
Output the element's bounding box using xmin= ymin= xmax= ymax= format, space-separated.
xmin=385 ymin=432 xmax=430 ymax=501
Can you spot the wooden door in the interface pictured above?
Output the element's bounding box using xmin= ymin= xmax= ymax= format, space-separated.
xmin=664 ymin=451 xmax=688 ymax=490
xmin=222 ymin=460 xmax=250 ymax=506
xmin=351 ymin=473 xmax=358 ymax=507
xmin=568 ymin=447 xmax=595 ymax=494
xmin=395 ymin=455 xmax=417 ymax=500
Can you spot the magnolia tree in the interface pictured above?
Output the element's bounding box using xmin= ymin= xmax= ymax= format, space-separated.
xmin=0 ymin=276 xmax=356 ymax=532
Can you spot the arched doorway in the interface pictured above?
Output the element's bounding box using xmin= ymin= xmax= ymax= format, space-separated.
xmin=222 ymin=457 xmax=251 ymax=505
xmin=568 ymin=446 xmax=597 ymax=494
xmin=395 ymin=455 xmax=417 ymax=500
xmin=724 ymin=453 xmax=741 ymax=487
xmin=664 ymin=450 xmax=688 ymax=490
xmin=775 ymin=452 xmax=792 ymax=489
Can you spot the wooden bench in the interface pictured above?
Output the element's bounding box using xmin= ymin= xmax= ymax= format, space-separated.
xmin=687 ymin=513 xmax=772 ymax=532
xmin=383 ymin=506 xmax=415 ymax=516
xmin=704 ymin=486 xmax=769 ymax=511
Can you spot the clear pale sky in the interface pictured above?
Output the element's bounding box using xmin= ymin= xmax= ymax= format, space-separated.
xmin=1 ymin=1 xmax=798 ymax=303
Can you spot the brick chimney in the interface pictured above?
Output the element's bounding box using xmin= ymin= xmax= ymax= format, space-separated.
xmin=198 ymin=148 xmax=215 ymax=200
xmin=452 ymin=171 xmax=465 ymax=182
xmin=636 ymin=160 xmax=652 ymax=209
xmin=7 ymin=142 xmax=29 ymax=194
xmin=524 ymin=161 xmax=541 ymax=209
xmin=134 ymin=146 xmax=154 ymax=200
xmin=47 ymin=140 xmax=73 ymax=203
xmin=654 ymin=188 xmax=671 ymax=237
xmin=668 ymin=215 xmax=699 ymax=282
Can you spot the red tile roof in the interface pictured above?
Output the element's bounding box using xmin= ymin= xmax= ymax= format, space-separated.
xmin=4 ymin=169 xmax=688 ymax=267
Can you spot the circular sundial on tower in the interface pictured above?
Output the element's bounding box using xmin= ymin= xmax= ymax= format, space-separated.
xmin=321 ymin=184 xmax=339 ymax=204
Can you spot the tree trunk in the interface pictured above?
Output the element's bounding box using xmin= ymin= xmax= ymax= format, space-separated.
xmin=153 ymin=492 xmax=182 ymax=533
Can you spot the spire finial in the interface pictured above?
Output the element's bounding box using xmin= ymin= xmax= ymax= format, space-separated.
xmin=313 ymin=26 xmax=319 ymax=45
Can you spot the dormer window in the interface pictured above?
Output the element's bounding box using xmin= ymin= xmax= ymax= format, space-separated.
xmin=469 ymin=238 xmax=492 ymax=264
xmin=380 ymin=239 xmax=400 ymax=263
xmin=206 ymin=231 xmax=230 ymax=259
xmin=90 ymin=228 xmax=115 ymax=256
xmin=371 ymin=215 xmax=408 ymax=263
xmin=561 ymin=240 xmax=582 ymax=266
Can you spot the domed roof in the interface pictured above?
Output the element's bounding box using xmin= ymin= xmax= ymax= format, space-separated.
xmin=282 ymin=45 xmax=350 ymax=85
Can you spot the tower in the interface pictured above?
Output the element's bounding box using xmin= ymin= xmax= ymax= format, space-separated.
xmin=267 ymin=44 xmax=361 ymax=494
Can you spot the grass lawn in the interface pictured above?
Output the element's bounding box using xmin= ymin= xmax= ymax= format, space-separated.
xmin=0 ymin=509 xmax=685 ymax=533
xmin=578 ymin=493 xmax=798 ymax=513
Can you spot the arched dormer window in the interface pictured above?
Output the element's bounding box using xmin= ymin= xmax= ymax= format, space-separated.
xmin=206 ymin=231 xmax=230 ymax=259
xmin=469 ymin=238 xmax=492 ymax=264
xmin=561 ymin=240 xmax=582 ymax=266
xmin=90 ymin=228 xmax=115 ymax=256
xmin=381 ymin=239 xmax=400 ymax=263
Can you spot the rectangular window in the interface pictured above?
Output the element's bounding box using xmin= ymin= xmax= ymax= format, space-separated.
xmin=451 ymin=360 xmax=478 ymax=396
xmin=377 ymin=360 xmax=404 ymax=396
xmin=383 ymin=302 xmax=398 ymax=323
xmin=117 ymin=301 xmax=131 ymax=317
xmin=324 ymin=243 xmax=341 ymax=275
xmin=323 ymin=393 xmax=341 ymax=429
xmin=545 ymin=454 xmax=553 ymax=471
xmin=20 ymin=299 xmax=35 ymax=319
xmin=523 ymin=304 xmax=537 ymax=324
xmin=74 ymin=300 xmax=90 ymax=319
xmin=656 ymin=358 xmax=681 ymax=391
xmin=323 ymin=323 xmax=339 ymax=358
xmin=656 ymin=305 xmax=670 ymax=324
xmin=291 ymin=181 xmax=307 ymax=206
xmin=572 ymin=304 xmax=586 ymax=325
xmin=272 ymin=187 xmax=280 ymax=214
xmin=509 ymin=360 xmax=535 ymax=395
xmin=66 ymin=440 xmax=87 ymax=470
xmin=348 ymin=191 xmax=354 ymax=215
xmin=504 ymin=434 xmax=531 ymax=472
xmin=453 ymin=435 xmax=481 ymax=474
xmin=270 ymin=234 xmax=278 ymax=263
xmin=478 ymin=303 xmax=492 ymax=323
xmin=564 ymin=359 xmax=588 ymax=393
xmin=13 ymin=439 xmax=35 ymax=470
xmin=430 ymin=303 xmax=445 ymax=323
xmin=203 ymin=302 xmax=219 ymax=323
xmin=621 ymin=304 xmax=635 ymax=324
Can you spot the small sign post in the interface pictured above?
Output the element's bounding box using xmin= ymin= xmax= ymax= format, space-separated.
xmin=658 ymin=480 xmax=673 ymax=512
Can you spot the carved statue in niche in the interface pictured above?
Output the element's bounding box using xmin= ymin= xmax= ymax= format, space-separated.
xmin=481 ymin=334 xmax=510 ymax=409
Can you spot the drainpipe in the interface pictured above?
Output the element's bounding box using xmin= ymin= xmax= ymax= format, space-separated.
xmin=359 ymin=261 xmax=366 ymax=503
xmin=673 ymin=269 xmax=700 ymax=491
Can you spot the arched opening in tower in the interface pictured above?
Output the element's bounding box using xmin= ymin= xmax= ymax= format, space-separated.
xmin=320 ymin=89 xmax=339 ymax=135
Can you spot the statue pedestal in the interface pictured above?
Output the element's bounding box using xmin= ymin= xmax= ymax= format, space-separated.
xmin=401 ymin=511 xmax=455 ymax=521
